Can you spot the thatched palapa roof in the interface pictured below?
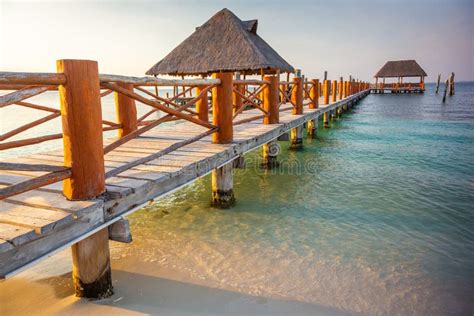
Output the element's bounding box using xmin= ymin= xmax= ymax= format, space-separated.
xmin=146 ymin=8 xmax=294 ymax=76
xmin=375 ymin=60 xmax=427 ymax=78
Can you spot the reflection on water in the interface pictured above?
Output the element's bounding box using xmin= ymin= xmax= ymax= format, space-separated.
xmin=121 ymin=83 xmax=474 ymax=315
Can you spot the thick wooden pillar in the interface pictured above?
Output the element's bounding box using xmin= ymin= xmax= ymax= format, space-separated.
xmin=71 ymin=228 xmax=113 ymax=298
xmin=211 ymin=72 xmax=234 ymax=208
xmin=263 ymin=75 xmax=279 ymax=124
xmin=309 ymin=79 xmax=319 ymax=109
xmin=323 ymin=80 xmax=330 ymax=105
xmin=196 ymin=85 xmax=209 ymax=122
xmin=58 ymin=59 xmax=105 ymax=200
xmin=339 ymin=77 xmax=343 ymax=100
xmin=114 ymin=82 xmax=137 ymax=137
xmin=323 ymin=112 xmax=329 ymax=128
xmin=57 ymin=59 xmax=111 ymax=299
xmin=332 ymin=80 xmax=337 ymax=102
xmin=212 ymin=72 xmax=233 ymax=143
xmin=290 ymin=75 xmax=303 ymax=149
xmin=307 ymin=119 xmax=318 ymax=138
xmin=262 ymin=139 xmax=280 ymax=169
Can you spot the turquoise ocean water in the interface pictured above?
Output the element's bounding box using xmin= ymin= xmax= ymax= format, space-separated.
xmin=123 ymin=83 xmax=474 ymax=315
xmin=1 ymin=83 xmax=473 ymax=314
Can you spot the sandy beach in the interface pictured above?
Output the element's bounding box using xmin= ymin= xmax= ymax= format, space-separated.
xmin=0 ymin=245 xmax=348 ymax=316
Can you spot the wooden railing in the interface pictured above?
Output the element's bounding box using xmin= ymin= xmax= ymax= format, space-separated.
xmin=0 ymin=60 xmax=370 ymax=201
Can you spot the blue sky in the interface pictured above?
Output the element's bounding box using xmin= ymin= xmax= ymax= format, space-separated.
xmin=1 ymin=0 xmax=473 ymax=81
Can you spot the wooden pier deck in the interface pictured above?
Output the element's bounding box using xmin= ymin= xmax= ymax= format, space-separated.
xmin=0 ymin=63 xmax=369 ymax=296
xmin=0 ymin=91 xmax=368 ymax=278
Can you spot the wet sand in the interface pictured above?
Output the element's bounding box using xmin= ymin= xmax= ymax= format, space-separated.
xmin=0 ymin=246 xmax=348 ymax=316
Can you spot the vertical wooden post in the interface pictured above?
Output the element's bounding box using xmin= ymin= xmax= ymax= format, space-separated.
xmin=442 ymin=79 xmax=449 ymax=103
xmin=57 ymin=59 xmax=112 ymax=299
xmin=343 ymin=81 xmax=348 ymax=98
xmin=309 ymin=79 xmax=319 ymax=109
xmin=449 ymin=72 xmax=455 ymax=95
xmin=57 ymin=59 xmax=105 ymax=200
xmin=323 ymin=80 xmax=330 ymax=105
xmin=339 ymin=77 xmax=343 ymax=100
xmin=211 ymin=72 xmax=234 ymax=208
xmin=114 ymin=82 xmax=137 ymax=138
xmin=233 ymin=72 xmax=243 ymax=114
xmin=307 ymin=79 xmax=319 ymax=138
xmin=290 ymin=74 xmax=303 ymax=148
xmin=71 ymin=228 xmax=113 ymax=298
xmin=323 ymin=112 xmax=329 ymax=128
xmin=435 ymin=74 xmax=440 ymax=93
xmin=212 ymin=72 xmax=233 ymax=143
xmin=331 ymin=80 xmax=337 ymax=102
xmin=196 ymin=85 xmax=209 ymax=122
xmin=262 ymin=75 xmax=280 ymax=168
xmin=263 ymin=75 xmax=279 ymax=124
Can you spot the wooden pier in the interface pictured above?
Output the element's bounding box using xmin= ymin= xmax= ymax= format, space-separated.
xmin=0 ymin=65 xmax=369 ymax=294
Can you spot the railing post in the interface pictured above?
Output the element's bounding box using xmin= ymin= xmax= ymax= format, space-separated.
xmin=290 ymin=71 xmax=303 ymax=149
xmin=114 ymin=82 xmax=137 ymax=137
xmin=57 ymin=59 xmax=112 ymax=299
xmin=307 ymin=79 xmax=319 ymax=138
xmin=211 ymin=72 xmax=235 ymax=208
xmin=196 ymin=85 xmax=209 ymax=122
xmin=262 ymin=75 xmax=280 ymax=168
xmin=233 ymin=72 xmax=243 ymax=115
xmin=309 ymin=79 xmax=319 ymax=109
xmin=332 ymin=80 xmax=337 ymax=103
xmin=339 ymin=77 xmax=343 ymax=100
xmin=323 ymin=79 xmax=330 ymax=105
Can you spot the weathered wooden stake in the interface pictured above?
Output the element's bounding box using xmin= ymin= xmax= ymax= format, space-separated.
xmin=323 ymin=112 xmax=329 ymax=128
xmin=435 ymin=74 xmax=441 ymax=93
xmin=71 ymin=228 xmax=113 ymax=298
xmin=332 ymin=80 xmax=337 ymax=102
xmin=449 ymin=72 xmax=455 ymax=95
xmin=442 ymin=79 xmax=448 ymax=103
xmin=211 ymin=162 xmax=235 ymax=208
xmin=114 ymin=82 xmax=137 ymax=137
xmin=262 ymin=139 xmax=280 ymax=168
xmin=211 ymin=72 xmax=234 ymax=208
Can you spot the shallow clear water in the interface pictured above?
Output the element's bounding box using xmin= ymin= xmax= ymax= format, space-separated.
xmin=121 ymin=83 xmax=474 ymax=315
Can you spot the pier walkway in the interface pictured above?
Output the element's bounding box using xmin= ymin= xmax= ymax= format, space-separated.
xmin=0 ymin=63 xmax=369 ymax=294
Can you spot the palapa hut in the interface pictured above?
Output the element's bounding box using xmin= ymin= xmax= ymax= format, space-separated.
xmin=146 ymin=8 xmax=294 ymax=76
xmin=374 ymin=60 xmax=427 ymax=93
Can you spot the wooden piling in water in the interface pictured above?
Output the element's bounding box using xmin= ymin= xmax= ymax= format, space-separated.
xmin=57 ymin=59 xmax=112 ymax=298
xmin=435 ymin=74 xmax=441 ymax=94
xmin=442 ymin=79 xmax=449 ymax=103
xmin=449 ymin=72 xmax=455 ymax=96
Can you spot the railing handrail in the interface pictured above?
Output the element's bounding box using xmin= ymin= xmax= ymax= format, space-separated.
xmin=99 ymin=74 xmax=221 ymax=86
